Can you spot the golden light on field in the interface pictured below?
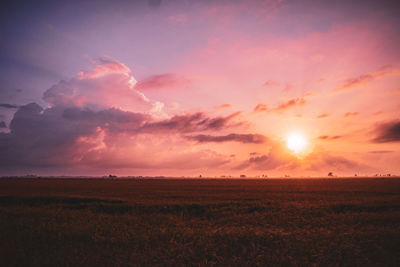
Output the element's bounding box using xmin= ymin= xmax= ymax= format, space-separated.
xmin=286 ymin=131 xmax=308 ymax=154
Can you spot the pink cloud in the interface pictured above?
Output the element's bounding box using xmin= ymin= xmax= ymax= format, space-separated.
xmin=334 ymin=66 xmax=400 ymax=92
xmin=214 ymin=103 xmax=232 ymax=110
xmin=77 ymin=59 xmax=132 ymax=80
xmin=254 ymin=97 xmax=306 ymax=113
xmin=134 ymin=74 xmax=191 ymax=91
xmin=43 ymin=59 xmax=157 ymax=113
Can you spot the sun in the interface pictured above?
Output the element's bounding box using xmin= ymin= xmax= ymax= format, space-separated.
xmin=286 ymin=131 xmax=308 ymax=154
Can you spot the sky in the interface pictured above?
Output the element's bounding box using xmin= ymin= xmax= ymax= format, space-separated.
xmin=0 ymin=0 xmax=399 ymax=177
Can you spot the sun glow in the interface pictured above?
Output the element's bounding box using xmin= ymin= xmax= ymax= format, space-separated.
xmin=286 ymin=131 xmax=308 ymax=154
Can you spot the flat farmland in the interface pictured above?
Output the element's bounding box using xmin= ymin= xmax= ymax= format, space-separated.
xmin=0 ymin=178 xmax=399 ymax=266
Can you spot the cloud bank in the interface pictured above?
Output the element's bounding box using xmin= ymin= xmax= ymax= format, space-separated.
xmin=0 ymin=60 xmax=257 ymax=174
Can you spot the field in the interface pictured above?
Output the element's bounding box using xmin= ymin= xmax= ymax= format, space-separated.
xmin=0 ymin=178 xmax=399 ymax=266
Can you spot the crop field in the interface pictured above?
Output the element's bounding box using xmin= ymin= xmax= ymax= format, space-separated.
xmin=0 ymin=178 xmax=399 ymax=266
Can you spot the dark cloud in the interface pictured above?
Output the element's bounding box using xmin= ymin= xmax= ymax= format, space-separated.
xmin=62 ymin=107 xmax=149 ymax=133
xmin=0 ymin=103 xmax=18 ymax=109
xmin=0 ymin=100 xmax=244 ymax=171
xmin=0 ymin=103 xmax=95 ymax=168
xmin=318 ymin=135 xmax=342 ymax=140
xmin=185 ymin=133 xmax=267 ymax=144
xmin=372 ymin=121 xmax=400 ymax=142
xmin=140 ymin=111 xmax=242 ymax=133
xmin=134 ymin=74 xmax=190 ymax=91
xmin=234 ymin=153 xmax=287 ymax=171
xmin=0 ymin=121 xmax=6 ymax=128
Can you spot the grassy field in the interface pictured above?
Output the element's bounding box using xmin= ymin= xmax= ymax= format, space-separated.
xmin=0 ymin=178 xmax=399 ymax=266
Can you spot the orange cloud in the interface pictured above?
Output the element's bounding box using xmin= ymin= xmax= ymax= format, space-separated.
xmin=253 ymin=104 xmax=269 ymax=113
xmin=317 ymin=113 xmax=330 ymax=119
xmin=318 ymin=135 xmax=342 ymax=140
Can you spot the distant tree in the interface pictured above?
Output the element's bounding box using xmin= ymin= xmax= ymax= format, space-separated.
xmin=240 ymin=174 xmax=246 ymax=178
xmin=328 ymin=172 xmax=333 ymax=177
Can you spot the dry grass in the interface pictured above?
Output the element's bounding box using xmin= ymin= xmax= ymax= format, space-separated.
xmin=0 ymin=178 xmax=399 ymax=266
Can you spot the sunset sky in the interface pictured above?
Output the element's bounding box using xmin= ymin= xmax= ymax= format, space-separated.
xmin=1 ymin=0 xmax=399 ymax=177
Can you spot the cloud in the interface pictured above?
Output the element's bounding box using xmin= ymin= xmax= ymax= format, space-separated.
xmin=0 ymin=121 xmax=6 ymax=128
xmin=334 ymin=66 xmax=400 ymax=92
xmin=0 ymin=60 xmax=248 ymax=173
xmin=234 ymin=142 xmax=295 ymax=171
xmin=62 ymin=107 xmax=150 ymax=133
xmin=134 ymin=74 xmax=190 ymax=91
xmin=344 ymin=112 xmax=359 ymax=117
xmin=254 ymin=97 xmax=306 ymax=113
xmin=77 ymin=59 xmax=132 ymax=80
xmin=305 ymin=153 xmax=362 ymax=173
xmin=233 ymin=140 xmax=367 ymax=175
xmin=0 ymin=103 xmax=18 ymax=109
xmin=214 ymin=103 xmax=232 ymax=110
xmin=318 ymin=135 xmax=342 ymax=140
xmin=372 ymin=121 xmax=400 ymax=142
xmin=317 ymin=113 xmax=330 ymax=118
xmin=368 ymin=150 xmax=394 ymax=154
xmin=42 ymin=59 xmax=158 ymax=113
xmin=140 ymin=111 xmax=242 ymax=133
xmin=274 ymin=97 xmax=306 ymax=112
xmin=253 ymin=104 xmax=268 ymax=113
xmin=185 ymin=133 xmax=267 ymax=144
xmin=0 ymin=102 xmax=238 ymax=171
